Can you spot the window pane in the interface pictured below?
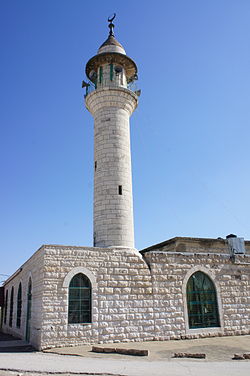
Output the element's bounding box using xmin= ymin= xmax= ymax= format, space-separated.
xmin=80 ymin=312 xmax=91 ymax=323
xmin=70 ymin=288 xmax=80 ymax=299
xmin=81 ymin=289 xmax=91 ymax=298
xmin=69 ymin=300 xmax=80 ymax=310
xmin=70 ymin=273 xmax=90 ymax=288
xmin=9 ymin=287 xmax=14 ymax=327
xmin=68 ymin=273 xmax=91 ymax=324
xmin=187 ymin=272 xmax=220 ymax=329
xmin=69 ymin=311 xmax=79 ymax=323
xmin=16 ymin=283 xmax=22 ymax=328
xmin=4 ymin=291 xmax=8 ymax=325
xmin=80 ymin=300 xmax=90 ymax=311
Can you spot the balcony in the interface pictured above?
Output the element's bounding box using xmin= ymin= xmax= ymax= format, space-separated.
xmin=83 ymin=79 xmax=140 ymax=98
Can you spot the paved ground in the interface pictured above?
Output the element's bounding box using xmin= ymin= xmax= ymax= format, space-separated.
xmin=0 ymin=333 xmax=249 ymax=376
xmin=0 ymin=351 xmax=250 ymax=376
xmin=45 ymin=335 xmax=250 ymax=362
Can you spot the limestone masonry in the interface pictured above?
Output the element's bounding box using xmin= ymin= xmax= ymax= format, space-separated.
xmin=85 ymin=22 xmax=138 ymax=248
xmin=2 ymin=239 xmax=250 ymax=350
xmin=1 ymin=18 xmax=249 ymax=350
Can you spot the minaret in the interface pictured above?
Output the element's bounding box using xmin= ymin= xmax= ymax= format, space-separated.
xmin=84 ymin=15 xmax=139 ymax=248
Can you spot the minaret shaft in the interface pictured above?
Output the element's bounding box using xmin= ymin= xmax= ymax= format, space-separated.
xmin=86 ymin=87 xmax=137 ymax=247
xmin=85 ymin=18 xmax=139 ymax=248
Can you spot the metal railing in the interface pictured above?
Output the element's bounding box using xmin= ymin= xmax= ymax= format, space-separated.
xmin=84 ymin=79 xmax=140 ymax=98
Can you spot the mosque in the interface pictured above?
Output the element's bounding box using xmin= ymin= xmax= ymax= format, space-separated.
xmin=1 ymin=17 xmax=249 ymax=350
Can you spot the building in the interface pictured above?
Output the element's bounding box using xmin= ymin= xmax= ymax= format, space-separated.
xmin=1 ymin=18 xmax=249 ymax=350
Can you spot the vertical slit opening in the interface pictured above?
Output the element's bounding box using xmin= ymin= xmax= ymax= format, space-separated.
xmin=110 ymin=63 xmax=113 ymax=81
xmin=118 ymin=185 xmax=122 ymax=195
xmin=95 ymin=161 xmax=97 ymax=171
xmin=99 ymin=66 xmax=103 ymax=84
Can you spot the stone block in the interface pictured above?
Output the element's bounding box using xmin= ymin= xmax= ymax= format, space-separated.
xmin=232 ymin=354 xmax=245 ymax=360
xmin=173 ymin=353 xmax=206 ymax=359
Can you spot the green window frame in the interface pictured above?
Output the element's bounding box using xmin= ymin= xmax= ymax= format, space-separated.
xmin=68 ymin=273 xmax=91 ymax=324
xmin=187 ymin=271 xmax=220 ymax=329
xmin=9 ymin=287 xmax=14 ymax=327
xmin=16 ymin=282 xmax=22 ymax=328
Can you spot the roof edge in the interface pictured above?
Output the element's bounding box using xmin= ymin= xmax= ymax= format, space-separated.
xmin=140 ymin=236 xmax=250 ymax=254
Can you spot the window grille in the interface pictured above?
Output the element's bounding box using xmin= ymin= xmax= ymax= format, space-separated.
xmin=4 ymin=290 xmax=8 ymax=325
xmin=68 ymin=273 xmax=91 ymax=324
xmin=16 ymin=283 xmax=22 ymax=328
xmin=187 ymin=271 xmax=220 ymax=329
xmin=9 ymin=287 xmax=14 ymax=327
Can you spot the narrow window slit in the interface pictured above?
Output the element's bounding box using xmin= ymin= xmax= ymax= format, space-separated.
xmin=118 ymin=185 xmax=122 ymax=195
xmin=99 ymin=66 xmax=103 ymax=84
xmin=110 ymin=63 xmax=113 ymax=81
xmin=95 ymin=161 xmax=97 ymax=171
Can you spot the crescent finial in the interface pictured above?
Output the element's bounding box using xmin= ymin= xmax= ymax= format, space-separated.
xmin=108 ymin=13 xmax=116 ymax=36
xmin=108 ymin=13 xmax=116 ymax=23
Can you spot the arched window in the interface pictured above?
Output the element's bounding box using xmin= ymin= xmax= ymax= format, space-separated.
xmin=68 ymin=273 xmax=91 ymax=324
xmin=4 ymin=290 xmax=8 ymax=325
xmin=16 ymin=283 xmax=22 ymax=328
xmin=9 ymin=287 xmax=14 ymax=327
xmin=25 ymin=278 xmax=32 ymax=342
xmin=187 ymin=271 xmax=220 ymax=329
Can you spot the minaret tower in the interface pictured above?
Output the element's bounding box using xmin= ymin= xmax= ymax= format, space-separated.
xmin=84 ymin=15 xmax=139 ymax=248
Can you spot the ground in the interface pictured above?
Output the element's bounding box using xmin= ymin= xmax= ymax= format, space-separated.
xmin=0 ymin=332 xmax=249 ymax=376
xmin=45 ymin=334 xmax=250 ymax=362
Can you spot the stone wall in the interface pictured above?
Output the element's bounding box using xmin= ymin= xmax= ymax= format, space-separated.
xmin=2 ymin=240 xmax=249 ymax=350
xmin=143 ymin=250 xmax=250 ymax=340
xmin=1 ymin=247 xmax=44 ymax=349
xmin=40 ymin=245 xmax=153 ymax=349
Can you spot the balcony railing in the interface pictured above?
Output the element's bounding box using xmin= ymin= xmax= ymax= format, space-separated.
xmin=83 ymin=79 xmax=140 ymax=98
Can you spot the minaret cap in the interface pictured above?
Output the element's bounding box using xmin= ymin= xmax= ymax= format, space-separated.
xmin=86 ymin=15 xmax=137 ymax=83
xmin=98 ymin=14 xmax=126 ymax=55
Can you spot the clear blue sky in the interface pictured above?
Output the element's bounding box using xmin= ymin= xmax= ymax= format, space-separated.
xmin=1 ymin=0 xmax=250 ymax=279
